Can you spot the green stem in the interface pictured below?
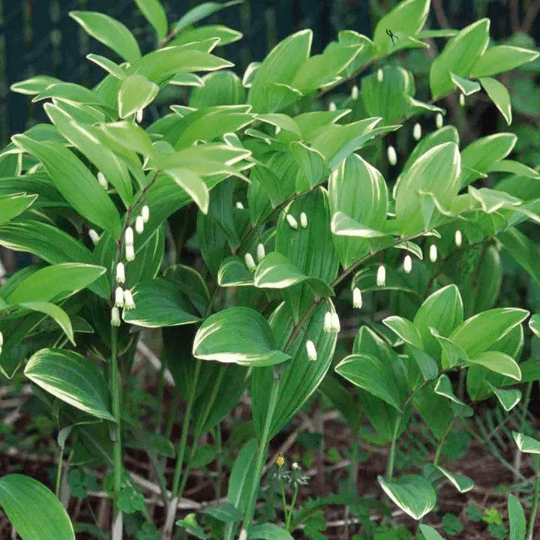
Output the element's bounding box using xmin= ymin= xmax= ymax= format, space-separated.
xmin=171 ymin=359 xmax=202 ymax=498
xmin=433 ymin=417 xmax=458 ymax=467
xmin=55 ymin=446 xmax=63 ymax=498
xmin=387 ymin=412 xmax=403 ymax=483
xmin=110 ymin=325 xmax=123 ymax=538
xmin=527 ymin=474 xmax=540 ymax=540
xmin=243 ymin=373 xmax=281 ymax=533
xmin=286 ymin=486 xmax=299 ymax=531
xmin=280 ymin=480 xmax=288 ymax=524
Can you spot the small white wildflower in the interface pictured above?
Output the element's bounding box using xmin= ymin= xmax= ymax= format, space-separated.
xmin=244 ymin=252 xmax=256 ymax=272
xmin=123 ymin=289 xmax=136 ymax=310
xmin=115 ymin=286 xmax=124 ymax=307
xmin=97 ymin=172 xmax=108 ymax=190
xmin=455 ymin=229 xmax=463 ymax=247
xmin=377 ymin=68 xmax=383 ymax=83
xmin=459 ymin=93 xmax=465 ymax=107
xmin=142 ymin=205 xmax=150 ymax=223
xmin=429 ymin=243 xmax=438 ymax=263
xmin=413 ymin=123 xmax=422 ymax=141
xmin=403 ymin=254 xmax=412 ymax=274
xmin=111 ymin=306 xmax=121 ymax=327
xmin=136 ymin=108 xmax=144 ymax=123
xmin=286 ymin=214 xmax=298 ymax=230
xmin=387 ymin=145 xmax=397 ymax=166
xmin=125 ymin=227 xmax=134 ymax=246
xmin=126 ymin=243 xmax=135 ymax=261
xmin=376 ymin=265 xmax=386 ymax=287
xmin=292 ymin=462 xmax=300 ymax=470
xmin=256 ymin=243 xmax=265 ymax=262
xmin=323 ymin=311 xmax=333 ymax=333
xmin=115 ymin=263 xmax=125 ymax=284
xmin=135 ymin=216 xmax=144 ymax=234
xmin=331 ymin=312 xmax=341 ymax=333
xmin=300 ymin=212 xmax=308 ymax=229
xmin=436 ymin=112 xmax=443 ymax=129
xmin=306 ymin=339 xmax=317 ymax=361
xmin=352 ymin=287 xmax=362 ymax=309
xmin=89 ymin=229 xmax=100 ymax=245
xmin=235 ymin=201 xmax=244 ymax=209
xmin=351 ymin=85 xmax=359 ymax=100
xmin=329 ymin=101 xmax=337 ymax=111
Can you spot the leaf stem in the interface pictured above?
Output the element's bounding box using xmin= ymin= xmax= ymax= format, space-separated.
xmin=527 ymin=474 xmax=540 ymax=540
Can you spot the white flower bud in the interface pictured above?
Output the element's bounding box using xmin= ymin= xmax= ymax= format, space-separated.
xmin=413 ymin=123 xmax=422 ymax=141
xmin=125 ymin=227 xmax=134 ymax=246
xmin=256 ymin=243 xmax=265 ymax=262
xmin=352 ymin=287 xmax=362 ymax=309
xmin=429 ymin=243 xmax=438 ymax=263
xmin=331 ymin=312 xmax=341 ymax=333
xmin=387 ymin=145 xmax=397 ymax=166
xmin=111 ymin=306 xmax=121 ymax=327
xmin=436 ymin=112 xmax=443 ymax=129
xmin=89 ymin=229 xmax=100 ymax=245
xmin=0 ymin=331 xmax=3 ymax=346
xmin=459 ymin=93 xmax=465 ymax=107
xmin=115 ymin=263 xmax=125 ymax=284
xmin=323 ymin=311 xmax=333 ymax=333
xmin=292 ymin=462 xmax=300 ymax=469
xmin=115 ymin=286 xmax=124 ymax=307
xmin=329 ymin=101 xmax=337 ymax=111
xmin=376 ymin=265 xmax=386 ymax=287
xmin=377 ymin=68 xmax=383 ymax=83
xmin=142 ymin=205 xmax=150 ymax=223
xmin=123 ymin=289 xmax=136 ymax=310
xmin=306 ymin=339 xmax=317 ymax=361
xmin=238 ymin=528 xmax=248 ymax=540
xmin=126 ymin=243 xmax=135 ymax=261
xmin=300 ymin=212 xmax=308 ymax=229
xmin=235 ymin=201 xmax=244 ymax=209
xmin=136 ymin=108 xmax=144 ymax=123
xmin=244 ymin=252 xmax=256 ymax=272
xmin=286 ymin=214 xmax=298 ymax=230
xmin=97 ymin=172 xmax=108 ymax=190
xmin=135 ymin=216 xmax=144 ymax=234
xmin=351 ymin=85 xmax=359 ymax=100
xmin=455 ymin=229 xmax=463 ymax=247
xmin=403 ymin=254 xmax=412 ymax=274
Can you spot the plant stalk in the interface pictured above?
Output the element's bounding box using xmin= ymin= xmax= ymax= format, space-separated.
xmin=527 ymin=474 xmax=540 ymax=540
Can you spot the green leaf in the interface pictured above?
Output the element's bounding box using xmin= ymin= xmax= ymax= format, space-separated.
xmin=189 ymin=70 xmax=245 ymax=108
xmin=419 ymin=524 xmax=446 ymax=540
xmin=123 ymin=278 xmax=200 ymax=328
xmin=378 ymin=474 xmax=436 ymax=520
xmin=44 ymin=103 xmax=133 ymax=204
xmin=193 ymin=307 xmax=291 ymax=367
xmin=434 ymin=375 xmax=467 ymax=407
xmin=200 ymin=503 xmax=239 ymax=523
xmin=172 ymin=25 xmax=242 ymax=48
xmin=17 ymin=302 xmax=74 ymax=345
xmin=11 ymin=135 xmax=122 ymax=236
xmin=254 ymin=252 xmax=334 ymax=297
xmin=134 ymin=0 xmax=167 ymax=40
xmin=118 ymin=74 xmax=159 ymax=118
xmin=218 ymin=256 xmax=254 ymax=287
xmin=450 ymin=72 xmax=481 ymax=95
xmin=373 ymin=0 xmax=430 ymax=57
xmin=69 ymin=11 xmax=141 ymax=64
xmin=499 ymin=229 xmax=540 ymax=288
xmin=33 ymin=82 xmax=106 ymax=108
xmin=430 ymin=19 xmax=490 ymax=99
xmin=172 ymin=1 xmax=243 ymax=34
xmin=330 ymin=212 xmax=389 ymax=238
xmin=513 ymin=431 xmax=540 ymax=454
xmin=249 ymin=523 xmax=294 ymax=540
xmin=383 ymin=316 xmax=423 ymax=348
xmin=530 ymin=314 xmax=540 ymax=339
xmin=508 ymin=494 xmax=526 ymax=540
xmin=10 ymin=75 xmax=62 ymax=95
xmin=87 ymin=53 xmax=126 ymax=80
xmin=0 ymin=474 xmax=75 ymax=540
xmin=163 ymin=168 xmax=209 ymax=214
xmin=487 ymin=159 xmax=540 ymax=179
xmin=335 ymin=353 xmax=404 ymax=410
xmin=394 ymin=142 xmax=461 ymax=235
xmin=448 ymin=308 xmax=528 ymax=359
xmin=0 ymin=194 xmax=37 ymax=225
xmin=95 ymin=121 xmax=155 ymax=157
xmin=4 ymin=263 xmax=105 ymax=304
xmin=467 ymin=351 xmax=521 ymax=381
xmin=470 ymin=45 xmax=540 ymax=78
xmin=24 ymin=348 xmax=114 ymax=421
xmin=486 ymin=382 xmax=521 ymax=411
xmin=480 ymin=77 xmax=512 ymax=125
xmin=461 ymin=133 xmax=516 ymax=186
xmin=435 ymin=465 xmax=474 ymax=493
xmin=176 ymin=514 xmax=208 ymax=539
xmin=248 ymin=30 xmax=312 ymax=112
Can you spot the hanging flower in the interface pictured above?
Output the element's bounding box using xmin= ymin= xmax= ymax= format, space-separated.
xmin=125 ymin=227 xmax=134 ymax=246
xmin=413 ymin=123 xmax=422 ymax=141
xmin=142 ymin=205 xmax=150 ymax=223
xmin=403 ymin=255 xmax=412 ymax=274
xmin=244 ymin=253 xmax=256 ymax=272
xmin=123 ymin=289 xmax=136 ymax=310
xmin=286 ymin=214 xmax=299 ymax=230
xmin=300 ymin=212 xmax=308 ymax=229
xmin=436 ymin=112 xmax=443 ymax=129
xmin=256 ymin=243 xmax=266 ymax=262
xmin=353 ymin=287 xmax=362 ymax=309
xmin=376 ymin=265 xmax=386 ymax=287
xmin=429 ymin=244 xmax=438 ymax=263
xmin=387 ymin=145 xmax=397 ymax=166
xmin=306 ymin=339 xmax=317 ymax=361
xmin=111 ymin=307 xmax=121 ymax=327
xmin=116 ymin=263 xmax=125 ymax=284
xmin=89 ymin=229 xmax=100 ymax=245
xmin=115 ymin=287 xmax=124 ymax=307
xmin=97 ymin=172 xmax=108 ymax=190
xmin=126 ymin=243 xmax=135 ymax=262
xmin=135 ymin=216 xmax=144 ymax=234
xmin=455 ymin=229 xmax=463 ymax=247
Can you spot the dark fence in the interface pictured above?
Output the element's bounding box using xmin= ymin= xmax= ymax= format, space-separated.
xmin=0 ymin=0 xmax=538 ymax=146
